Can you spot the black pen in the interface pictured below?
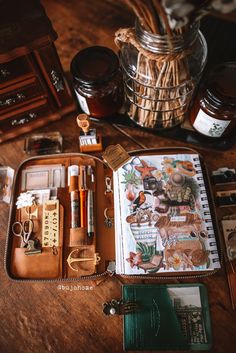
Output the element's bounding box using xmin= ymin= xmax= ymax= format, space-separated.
xmin=87 ymin=189 xmax=94 ymax=237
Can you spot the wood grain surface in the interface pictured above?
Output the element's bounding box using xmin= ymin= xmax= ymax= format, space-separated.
xmin=0 ymin=1 xmax=236 ymax=353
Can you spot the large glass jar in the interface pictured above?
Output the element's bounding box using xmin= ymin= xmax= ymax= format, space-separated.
xmin=117 ymin=20 xmax=207 ymax=129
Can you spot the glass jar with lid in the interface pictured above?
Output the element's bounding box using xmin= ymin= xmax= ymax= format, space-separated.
xmin=71 ymin=46 xmax=123 ymax=118
xmin=190 ymin=62 xmax=236 ymax=138
xmin=116 ymin=20 xmax=207 ymax=129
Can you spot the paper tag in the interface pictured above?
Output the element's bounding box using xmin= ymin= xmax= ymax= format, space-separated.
xmin=75 ymin=91 xmax=90 ymax=115
xmin=102 ymin=144 xmax=131 ymax=171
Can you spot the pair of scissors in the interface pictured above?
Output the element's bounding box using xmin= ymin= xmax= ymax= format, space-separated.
xmin=12 ymin=219 xmax=34 ymax=248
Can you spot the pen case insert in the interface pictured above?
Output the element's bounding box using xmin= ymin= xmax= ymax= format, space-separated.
xmin=11 ymin=203 xmax=64 ymax=279
xmin=7 ymin=154 xmax=115 ymax=280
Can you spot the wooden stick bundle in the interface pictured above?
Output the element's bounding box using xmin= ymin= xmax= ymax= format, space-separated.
xmin=119 ymin=0 xmax=206 ymax=129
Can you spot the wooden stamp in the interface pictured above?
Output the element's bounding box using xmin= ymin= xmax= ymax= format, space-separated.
xmin=76 ymin=114 xmax=103 ymax=153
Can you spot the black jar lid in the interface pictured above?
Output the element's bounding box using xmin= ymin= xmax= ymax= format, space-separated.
xmin=206 ymin=62 xmax=236 ymax=107
xmin=70 ymin=46 xmax=120 ymax=86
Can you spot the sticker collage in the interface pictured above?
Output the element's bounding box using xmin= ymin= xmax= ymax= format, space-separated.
xmin=114 ymin=153 xmax=220 ymax=275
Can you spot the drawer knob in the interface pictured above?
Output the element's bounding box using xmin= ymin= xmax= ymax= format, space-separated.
xmin=0 ymin=93 xmax=25 ymax=107
xmin=0 ymin=68 xmax=10 ymax=78
xmin=51 ymin=70 xmax=64 ymax=92
xmin=11 ymin=111 xmax=37 ymax=126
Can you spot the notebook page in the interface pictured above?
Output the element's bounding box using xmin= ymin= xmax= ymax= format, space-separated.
xmin=114 ymin=153 xmax=220 ymax=275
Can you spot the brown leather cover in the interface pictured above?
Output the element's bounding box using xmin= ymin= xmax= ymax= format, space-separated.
xmin=7 ymin=154 xmax=114 ymax=280
xmin=11 ymin=247 xmax=62 ymax=279
xmin=66 ymin=245 xmax=98 ymax=277
xmin=69 ymin=227 xmax=87 ymax=246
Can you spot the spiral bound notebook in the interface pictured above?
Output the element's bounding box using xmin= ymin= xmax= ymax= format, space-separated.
xmin=114 ymin=152 xmax=220 ymax=275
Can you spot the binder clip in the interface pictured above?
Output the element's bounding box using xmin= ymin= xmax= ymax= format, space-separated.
xmin=24 ymin=239 xmax=42 ymax=256
xmin=77 ymin=114 xmax=103 ymax=153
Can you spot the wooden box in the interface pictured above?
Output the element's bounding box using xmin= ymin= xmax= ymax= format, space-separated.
xmin=0 ymin=0 xmax=75 ymax=143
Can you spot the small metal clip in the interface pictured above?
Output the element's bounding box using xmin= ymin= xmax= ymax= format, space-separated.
xmin=104 ymin=208 xmax=114 ymax=228
xmin=104 ymin=176 xmax=113 ymax=195
xmin=52 ymin=245 xmax=58 ymax=255
xmin=24 ymin=240 xmax=42 ymax=256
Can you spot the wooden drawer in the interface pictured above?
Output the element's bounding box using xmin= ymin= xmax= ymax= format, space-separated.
xmin=0 ymin=76 xmax=45 ymax=116
xmin=0 ymin=98 xmax=53 ymax=134
xmin=0 ymin=56 xmax=33 ymax=88
xmin=33 ymin=44 xmax=73 ymax=108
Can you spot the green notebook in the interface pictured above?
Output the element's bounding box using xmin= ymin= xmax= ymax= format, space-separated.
xmin=123 ymin=283 xmax=212 ymax=351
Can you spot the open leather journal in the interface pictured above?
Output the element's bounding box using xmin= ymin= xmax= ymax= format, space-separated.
xmin=114 ymin=151 xmax=220 ymax=275
xmin=5 ymin=147 xmax=220 ymax=281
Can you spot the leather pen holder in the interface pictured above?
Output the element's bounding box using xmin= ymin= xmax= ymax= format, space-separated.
xmin=69 ymin=227 xmax=87 ymax=246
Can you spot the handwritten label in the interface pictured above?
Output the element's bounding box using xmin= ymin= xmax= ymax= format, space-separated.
xmin=170 ymin=216 xmax=187 ymax=222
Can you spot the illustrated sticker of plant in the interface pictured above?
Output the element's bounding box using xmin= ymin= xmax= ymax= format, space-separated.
xmin=161 ymin=157 xmax=176 ymax=181
xmin=126 ymin=242 xmax=164 ymax=273
xmin=126 ymin=251 xmax=142 ymax=268
xmin=122 ymin=170 xmax=141 ymax=189
xmin=166 ymin=250 xmax=183 ymax=270
xmin=136 ymin=242 xmax=155 ymax=261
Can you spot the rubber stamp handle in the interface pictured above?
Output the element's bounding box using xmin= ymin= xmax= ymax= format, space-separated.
xmin=76 ymin=114 xmax=90 ymax=135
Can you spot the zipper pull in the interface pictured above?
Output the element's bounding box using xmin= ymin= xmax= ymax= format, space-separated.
xmin=107 ymin=261 xmax=116 ymax=275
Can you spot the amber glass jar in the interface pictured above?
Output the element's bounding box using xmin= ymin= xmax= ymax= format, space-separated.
xmin=190 ymin=62 xmax=236 ymax=138
xmin=71 ymin=46 xmax=123 ymax=118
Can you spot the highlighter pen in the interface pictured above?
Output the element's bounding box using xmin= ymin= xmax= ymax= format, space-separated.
xmin=80 ymin=166 xmax=87 ymax=228
xmin=68 ymin=165 xmax=80 ymax=228
xmin=80 ymin=189 xmax=87 ymax=227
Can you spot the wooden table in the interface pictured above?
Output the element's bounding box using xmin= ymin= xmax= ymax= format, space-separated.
xmin=0 ymin=1 xmax=236 ymax=352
